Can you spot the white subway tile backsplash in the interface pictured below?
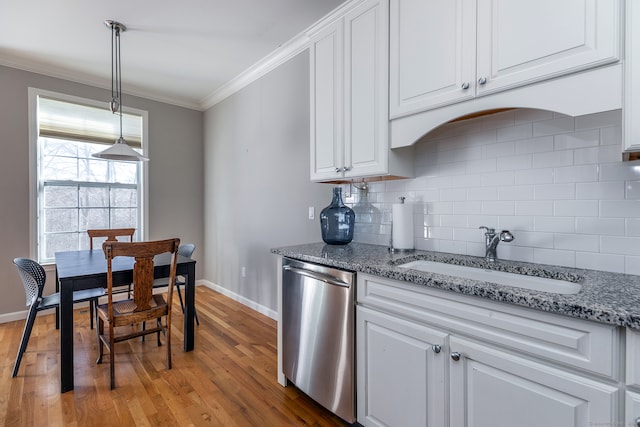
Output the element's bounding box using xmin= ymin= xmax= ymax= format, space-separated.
xmin=453 ymin=200 xmax=483 ymax=215
xmin=574 ymin=110 xmax=621 ymax=130
xmin=600 ymin=236 xmax=640 ymax=256
xmin=600 ymin=163 xmax=640 ymax=182
xmin=533 ymin=150 xmax=574 ymax=168
xmin=600 ymin=200 xmax=640 ymax=218
xmin=554 ymin=233 xmax=599 ymax=252
xmin=439 ymin=239 xmax=467 ymax=255
xmin=533 ymin=116 xmax=575 ymax=137
xmin=353 ymin=109 xmax=636 ymax=273
xmin=534 ymin=183 xmax=576 ymax=200
xmin=534 ymin=216 xmax=575 ymax=233
xmin=496 ymin=154 xmax=533 ymax=171
xmin=440 ymin=188 xmax=467 ymax=201
xmin=627 ymin=219 xmax=640 ymax=237
xmin=554 ymin=200 xmax=599 ymax=217
xmin=554 ymin=165 xmax=598 ymax=183
xmin=576 ymin=252 xmax=624 ymax=273
xmin=498 ymin=215 xmax=534 ymax=231
xmin=482 ymin=171 xmax=516 ymax=186
xmin=533 ymin=248 xmax=575 ymax=267
xmin=576 ymin=217 xmax=625 ymax=236
xmin=576 ymin=182 xmax=625 ymax=200
xmin=512 ymin=231 xmax=554 ymax=248
xmin=497 ymin=123 xmax=533 ymax=142
xmin=514 ymin=168 xmax=554 ymax=185
xmin=574 ymin=145 xmax=620 ymax=165
xmin=467 ymin=187 xmax=498 ymax=201
xmin=498 ymin=185 xmax=534 ymax=201
xmin=440 ymin=215 xmax=468 ymax=228
xmin=625 ymin=181 xmax=640 ymax=200
xmin=553 ymin=129 xmax=599 ymax=150
xmin=516 ymin=200 xmax=554 ymax=216
xmin=481 ymin=201 xmax=515 ymax=215
xmin=515 ymin=136 xmax=554 ymax=154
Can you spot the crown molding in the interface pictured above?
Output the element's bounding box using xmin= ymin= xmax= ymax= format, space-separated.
xmin=199 ymin=0 xmax=361 ymax=110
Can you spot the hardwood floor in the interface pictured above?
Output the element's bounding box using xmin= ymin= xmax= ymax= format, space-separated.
xmin=0 ymin=287 xmax=350 ymax=426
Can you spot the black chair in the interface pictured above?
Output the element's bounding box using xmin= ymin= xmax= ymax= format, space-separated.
xmin=152 ymin=243 xmax=199 ymax=325
xmin=12 ymin=258 xmax=105 ymax=377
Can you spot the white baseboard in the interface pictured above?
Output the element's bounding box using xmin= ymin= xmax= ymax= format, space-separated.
xmin=0 ymin=280 xmax=277 ymax=324
xmin=199 ymin=280 xmax=277 ymax=320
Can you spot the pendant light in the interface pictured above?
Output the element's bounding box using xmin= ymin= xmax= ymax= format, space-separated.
xmin=92 ymin=20 xmax=149 ymax=162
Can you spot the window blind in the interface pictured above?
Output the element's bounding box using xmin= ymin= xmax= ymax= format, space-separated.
xmin=38 ymin=96 xmax=142 ymax=148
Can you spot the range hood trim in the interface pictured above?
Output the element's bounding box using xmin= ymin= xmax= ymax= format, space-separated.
xmin=390 ymin=63 xmax=623 ymax=149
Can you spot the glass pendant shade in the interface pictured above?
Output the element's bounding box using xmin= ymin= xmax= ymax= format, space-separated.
xmin=92 ymin=137 xmax=149 ymax=162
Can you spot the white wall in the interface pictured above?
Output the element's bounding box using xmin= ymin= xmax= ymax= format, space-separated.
xmin=203 ymin=51 xmax=331 ymax=313
xmin=350 ymin=108 xmax=640 ymax=274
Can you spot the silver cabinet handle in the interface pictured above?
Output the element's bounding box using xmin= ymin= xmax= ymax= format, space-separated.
xmin=461 ymin=82 xmax=470 ymax=90
xmin=478 ymin=77 xmax=487 ymax=85
xmin=451 ymin=352 xmax=461 ymax=361
xmin=343 ymin=166 xmax=351 ymax=172
xmin=432 ymin=345 xmax=441 ymax=354
xmin=335 ymin=167 xmax=342 ymax=173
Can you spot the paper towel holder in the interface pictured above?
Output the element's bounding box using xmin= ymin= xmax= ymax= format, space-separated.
xmin=389 ymin=197 xmax=415 ymax=254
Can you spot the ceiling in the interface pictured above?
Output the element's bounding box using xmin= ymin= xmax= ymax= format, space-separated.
xmin=0 ymin=0 xmax=346 ymax=111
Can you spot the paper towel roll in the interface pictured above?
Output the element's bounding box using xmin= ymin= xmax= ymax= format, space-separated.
xmin=392 ymin=202 xmax=414 ymax=250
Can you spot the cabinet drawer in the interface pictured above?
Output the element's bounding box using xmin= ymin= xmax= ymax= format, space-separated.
xmin=357 ymin=274 xmax=620 ymax=379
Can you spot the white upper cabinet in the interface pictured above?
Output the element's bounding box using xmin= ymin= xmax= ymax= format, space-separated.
xmin=389 ymin=0 xmax=621 ymax=120
xmin=310 ymin=0 xmax=413 ymax=181
xmin=389 ymin=0 xmax=476 ymax=118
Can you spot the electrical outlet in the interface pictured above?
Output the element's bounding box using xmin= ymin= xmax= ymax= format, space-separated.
xmin=308 ymin=206 xmax=315 ymax=220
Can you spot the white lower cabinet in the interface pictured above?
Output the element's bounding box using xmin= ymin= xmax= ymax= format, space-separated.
xmin=356 ymin=306 xmax=447 ymax=427
xmin=449 ymin=336 xmax=617 ymax=427
xmin=356 ymin=274 xmax=621 ymax=427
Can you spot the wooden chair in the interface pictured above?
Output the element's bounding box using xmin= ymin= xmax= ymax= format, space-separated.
xmin=96 ymin=238 xmax=180 ymax=389
xmin=12 ymin=258 xmax=105 ymax=377
xmin=87 ymin=228 xmax=136 ymax=249
xmin=152 ymin=243 xmax=199 ymax=325
xmin=87 ymin=228 xmax=136 ymax=305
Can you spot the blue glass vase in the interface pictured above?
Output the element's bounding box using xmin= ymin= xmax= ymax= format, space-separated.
xmin=320 ymin=187 xmax=355 ymax=245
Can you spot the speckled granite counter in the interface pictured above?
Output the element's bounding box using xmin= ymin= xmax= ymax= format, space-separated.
xmin=271 ymin=242 xmax=640 ymax=331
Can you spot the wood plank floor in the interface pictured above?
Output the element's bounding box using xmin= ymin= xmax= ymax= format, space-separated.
xmin=0 ymin=287 xmax=350 ymax=426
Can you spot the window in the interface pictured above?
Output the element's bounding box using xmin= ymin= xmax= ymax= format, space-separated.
xmin=30 ymin=89 xmax=147 ymax=263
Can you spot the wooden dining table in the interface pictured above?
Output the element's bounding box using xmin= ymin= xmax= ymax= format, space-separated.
xmin=54 ymin=249 xmax=196 ymax=393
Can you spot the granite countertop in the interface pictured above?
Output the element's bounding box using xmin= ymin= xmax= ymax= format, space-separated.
xmin=271 ymin=242 xmax=640 ymax=331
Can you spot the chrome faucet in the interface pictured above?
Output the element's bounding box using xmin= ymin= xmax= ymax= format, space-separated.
xmin=479 ymin=226 xmax=514 ymax=262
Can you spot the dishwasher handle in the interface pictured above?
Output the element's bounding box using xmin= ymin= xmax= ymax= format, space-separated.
xmin=283 ymin=265 xmax=351 ymax=288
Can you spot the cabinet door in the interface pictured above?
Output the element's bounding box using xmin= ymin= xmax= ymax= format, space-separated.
xmin=626 ymin=391 xmax=640 ymax=427
xmin=343 ymin=0 xmax=389 ymax=178
xmin=475 ymin=0 xmax=620 ymax=96
xmin=449 ymin=336 xmax=618 ymax=427
xmin=310 ymin=21 xmax=344 ymax=181
xmin=389 ymin=0 xmax=475 ymax=118
xmin=357 ymin=306 xmax=447 ymax=427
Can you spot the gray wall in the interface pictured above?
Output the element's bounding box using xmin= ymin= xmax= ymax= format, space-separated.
xmin=0 ymin=64 xmax=204 ymax=315
xmin=203 ymin=51 xmax=329 ymax=312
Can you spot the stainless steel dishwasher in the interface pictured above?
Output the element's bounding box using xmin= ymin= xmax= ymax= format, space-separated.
xmin=282 ymin=257 xmax=356 ymax=423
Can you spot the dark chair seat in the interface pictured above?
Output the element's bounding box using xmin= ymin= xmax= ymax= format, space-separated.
xmin=12 ymin=258 xmax=105 ymax=378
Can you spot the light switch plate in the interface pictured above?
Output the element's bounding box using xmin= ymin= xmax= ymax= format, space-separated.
xmin=308 ymin=206 xmax=315 ymax=220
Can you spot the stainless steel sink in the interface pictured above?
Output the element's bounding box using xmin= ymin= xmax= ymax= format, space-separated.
xmin=398 ymin=260 xmax=581 ymax=295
